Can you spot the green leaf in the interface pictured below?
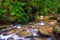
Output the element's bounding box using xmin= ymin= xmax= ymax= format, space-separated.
xmin=10 ymin=11 xmax=16 ymax=15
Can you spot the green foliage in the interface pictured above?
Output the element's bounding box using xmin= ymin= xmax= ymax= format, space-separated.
xmin=24 ymin=0 xmax=60 ymax=20
xmin=31 ymin=0 xmax=59 ymax=15
xmin=0 ymin=0 xmax=60 ymax=23
xmin=0 ymin=0 xmax=30 ymax=23
xmin=0 ymin=8 xmax=7 ymax=21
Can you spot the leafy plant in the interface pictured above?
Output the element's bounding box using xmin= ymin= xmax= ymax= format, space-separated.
xmin=25 ymin=0 xmax=60 ymax=20
xmin=0 ymin=8 xmax=7 ymax=21
xmin=0 ymin=0 xmax=30 ymax=23
xmin=0 ymin=0 xmax=60 ymax=24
